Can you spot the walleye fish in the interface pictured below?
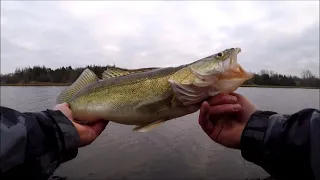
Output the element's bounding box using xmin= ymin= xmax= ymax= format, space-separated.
xmin=56 ymin=47 xmax=253 ymax=132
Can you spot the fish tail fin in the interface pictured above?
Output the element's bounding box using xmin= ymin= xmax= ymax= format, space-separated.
xmin=56 ymin=68 xmax=98 ymax=104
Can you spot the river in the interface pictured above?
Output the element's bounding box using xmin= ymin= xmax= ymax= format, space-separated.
xmin=1 ymin=86 xmax=319 ymax=180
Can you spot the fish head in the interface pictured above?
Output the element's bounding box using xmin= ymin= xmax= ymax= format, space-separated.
xmin=189 ymin=47 xmax=253 ymax=92
xmin=189 ymin=48 xmax=241 ymax=77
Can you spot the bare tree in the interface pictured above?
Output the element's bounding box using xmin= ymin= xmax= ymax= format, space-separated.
xmin=301 ymin=69 xmax=315 ymax=79
xmin=260 ymin=69 xmax=269 ymax=75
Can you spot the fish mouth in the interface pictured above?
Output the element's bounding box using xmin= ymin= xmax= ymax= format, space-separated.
xmin=219 ymin=48 xmax=253 ymax=80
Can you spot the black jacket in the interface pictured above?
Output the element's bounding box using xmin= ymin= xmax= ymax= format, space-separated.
xmin=0 ymin=106 xmax=80 ymax=180
xmin=241 ymin=109 xmax=320 ymax=180
xmin=0 ymin=106 xmax=319 ymax=180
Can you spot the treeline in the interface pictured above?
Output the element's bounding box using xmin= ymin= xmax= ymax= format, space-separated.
xmin=0 ymin=65 xmax=109 ymax=84
xmin=243 ymin=69 xmax=320 ymax=87
xmin=1 ymin=65 xmax=320 ymax=87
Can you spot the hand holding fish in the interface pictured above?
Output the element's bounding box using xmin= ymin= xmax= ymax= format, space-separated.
xmin=54 ymin=103 xmax=109 ymax=147
xmin=198 ymin=93 xmax=257 ymax=149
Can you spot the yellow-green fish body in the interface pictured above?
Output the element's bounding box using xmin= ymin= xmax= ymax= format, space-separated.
xmin=56 ymin=48 xmax=253 ymax=132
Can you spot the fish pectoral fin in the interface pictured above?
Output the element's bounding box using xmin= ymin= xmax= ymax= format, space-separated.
xmin=56 ymin=68 xmax=98 ymax=104
xmin=102 ymin=66 xmax=160 ymax=79
xmin=133 ymin=120 xmax=166 ymax=132
xmin=169 ymin=79 xmax=209 ymax=106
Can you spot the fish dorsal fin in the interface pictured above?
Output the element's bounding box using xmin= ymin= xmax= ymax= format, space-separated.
xmin=56 ymin=68 xmax=98 ymax=104
xmin=102 ymin=66 xmax=160 ymax=79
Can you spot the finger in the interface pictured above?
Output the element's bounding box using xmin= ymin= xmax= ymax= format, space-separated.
xmin=90 ymin=121 xmax=109 ymax=137
xmin=229 ymin=92 xmax=239 ymax=97
xmin=209 ymin=116 xmax=225 ymax=142
xmin=198 ymin=101 xmax=210 ymax=127
xmin=207 ymin=93 xmax=238 ymax=106
xmin=62 ymin=103 xmax=70 ymax=108
xmin=53 ymin=103 xmax=73 ymax=120
xmin=198 ymin=101 xmax=214 ymax=135
xmin=209 ymin=104 xmax=242 ymax=116
xmin=53 ymin=103 xmax=69 ymax=110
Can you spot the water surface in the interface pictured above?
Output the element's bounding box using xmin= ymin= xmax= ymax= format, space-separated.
xmin=1 ymin=87 xmax=319 ymax=180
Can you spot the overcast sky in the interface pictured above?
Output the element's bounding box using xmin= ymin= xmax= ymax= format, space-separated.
xmin=1 ymin=1 xmax=319 ymax=77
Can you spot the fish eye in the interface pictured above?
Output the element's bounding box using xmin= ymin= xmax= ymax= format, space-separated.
xmin=217 ymin=52 xmax=223 ymax=57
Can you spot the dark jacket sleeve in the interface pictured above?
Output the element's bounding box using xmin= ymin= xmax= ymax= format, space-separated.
xmin=240 ymin=108 xmax=320 ymax=180
xmin=0 ymin=106 xmax=80 ymax=180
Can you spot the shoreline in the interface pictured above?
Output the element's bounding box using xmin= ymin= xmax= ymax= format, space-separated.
xmin=240 ymin=85 xmax=319 ymax=89
xmin=1 ymin=83 xmax=319 ymax=89
xmin=0 ymin=83 xmax=72 ymax=86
